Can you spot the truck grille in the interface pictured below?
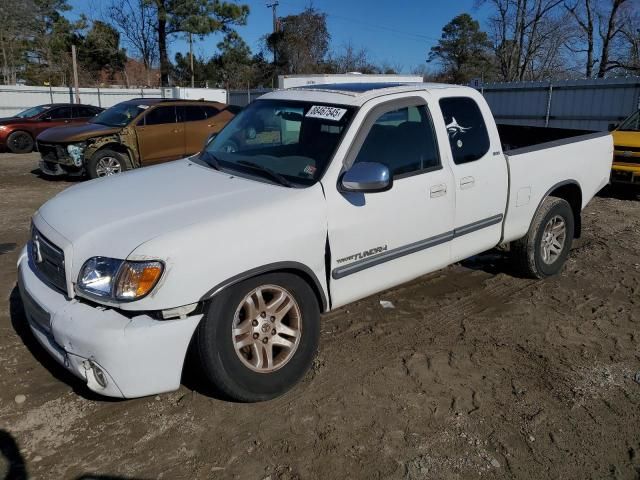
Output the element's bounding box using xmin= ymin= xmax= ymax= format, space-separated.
xmin=38 ymin=142 xmax=71 ymax=164
xmin=31 ymin=227 xmax=67 ymax=295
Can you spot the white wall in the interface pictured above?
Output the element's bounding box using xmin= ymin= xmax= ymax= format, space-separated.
xmin=0 ymin=85 xmax=229 ymax=117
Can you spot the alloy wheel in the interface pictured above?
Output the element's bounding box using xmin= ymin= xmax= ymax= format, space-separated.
xmin=540 ymin=215 xmax=566 ymax=264
xmin=95 ymin=157 xmax=122 ymax=177
xmin=231 ymin=285 xmax=302 ymax=373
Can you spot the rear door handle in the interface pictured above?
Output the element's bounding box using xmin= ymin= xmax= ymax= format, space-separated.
xmin=460 ymin=176 xmax=475 ymax=189
xmin=430 ymin=184 xmax=447 ymax=198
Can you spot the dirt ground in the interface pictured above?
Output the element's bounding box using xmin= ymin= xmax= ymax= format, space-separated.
xmin=0 ymin=152 xmax=639 ymax=480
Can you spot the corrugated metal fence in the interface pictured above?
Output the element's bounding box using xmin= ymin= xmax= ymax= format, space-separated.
xmin=0 ymin=85 xmax=165 ymax=117
xmin=481 ymin=77 xmax=640 ymax=131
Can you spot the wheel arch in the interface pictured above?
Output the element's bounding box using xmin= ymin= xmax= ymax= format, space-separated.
xmin=88 ymin=141 xmax=137 ymax=167
xmin=199 ymin=262 xmax=329 ymax=313
xmin=533 ymin=180 xmax=582 ymax=239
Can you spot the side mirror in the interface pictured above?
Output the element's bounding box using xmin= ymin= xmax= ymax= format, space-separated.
xmin=339 ymin=162 xmax=392 ymax=193
xmin=42 ymin=116 xmax=52 ymax=121
xmin=608 ymin=123 xmax=617 ymax=132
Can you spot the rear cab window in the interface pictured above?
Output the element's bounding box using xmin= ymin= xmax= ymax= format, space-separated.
xmin=439 ymin=97 xmax=490 ymax=164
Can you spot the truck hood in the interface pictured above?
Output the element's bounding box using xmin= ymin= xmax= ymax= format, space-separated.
xmin=36 ymin=122 xmax=121 ymax=142
xmin=34 ymin=159 xmax=300 ymax=267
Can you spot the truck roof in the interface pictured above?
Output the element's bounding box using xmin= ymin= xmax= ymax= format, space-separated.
xmin=261 ymin=82 xmax=471 ymax=107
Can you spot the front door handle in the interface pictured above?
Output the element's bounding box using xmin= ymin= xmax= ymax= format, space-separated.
xmin=460 ymin=176 xmax=475 ymax=189
xmin=430 ymin=184 xmax=447 ymax=198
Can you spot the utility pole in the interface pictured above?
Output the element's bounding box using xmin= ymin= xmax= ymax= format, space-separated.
xmin=71 ymin=44 xmax=81 ymax=104
xmin=266 ymin=2 xmax=279 ymax=63
xmin=189 ymin=32 xmax=195 ymax=88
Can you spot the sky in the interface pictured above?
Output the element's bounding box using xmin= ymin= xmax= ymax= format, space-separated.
xmin=68 ymin=0 xmax=492 ymax=73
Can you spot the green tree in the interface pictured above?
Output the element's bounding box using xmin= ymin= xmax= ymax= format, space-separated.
xmin=427 ymin=13 xmax=492 ymax=84
xmin=266 ymin=7 xmax=330 ymax=75
xmin=78 ymin=21 xmax=127 ymax=83
xmin=211 ymin=31 xmax=254 ymax=88
xmin=24 ymin=0 xmax=86 ymax=85
xmin=151 ymin=0 xmax=249 ymax=86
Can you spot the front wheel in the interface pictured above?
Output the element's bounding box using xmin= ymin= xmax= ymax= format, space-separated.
xmin=196 ymin=272 xmax=320 ymax=402
xmin=511 ymin=197 xmax=575 ymax=279
xmin=87 ymin=149 xmax=132 ymax=179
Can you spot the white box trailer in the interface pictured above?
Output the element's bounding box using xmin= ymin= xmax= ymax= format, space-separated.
xmin=278 ymin=74 xmax=424 ymax=89
xmin=163 ymin=87 xmax=227 ymax=104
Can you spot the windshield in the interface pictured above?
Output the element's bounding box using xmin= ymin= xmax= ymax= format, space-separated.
xmin=203 ymin=99 xmax=355 ymax=187
xmin=618 ymin=110 xmax=640 ymax=132
xmin=90 ymin=102 xmax=146 ymax=127
xmin=15 ymin=105 xmax=51 ymax=118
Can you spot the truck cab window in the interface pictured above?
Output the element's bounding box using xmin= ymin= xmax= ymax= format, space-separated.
xmin=354 ymin=105 xmax=440 ymax=178
xmin=439 ymin=97 xmax=490 ymax=165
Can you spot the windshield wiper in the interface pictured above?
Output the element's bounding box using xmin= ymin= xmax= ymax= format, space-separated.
xmin=200 ymin=151 xmax=222 ymax=171
xmin=236 ymin=160 xmax=294 ymax=188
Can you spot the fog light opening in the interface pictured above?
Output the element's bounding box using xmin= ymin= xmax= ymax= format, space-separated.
xmin=84 ymin=360 xmax=108 ymax=389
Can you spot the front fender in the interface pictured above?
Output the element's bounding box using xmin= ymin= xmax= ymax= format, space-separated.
xmin=119 ymin=183 xmax=329 ymax=312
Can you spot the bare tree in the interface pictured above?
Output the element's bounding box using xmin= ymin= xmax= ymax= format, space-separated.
xmin=595 ymin=0 xmax=633 ymax=76
xmin=565 ymin=0 xmax=596 ymax=76
xmin=329 ymin=43 xmax=378 ymax=73
xmin=480 ymin=0 xmax=568 ymax=81
xmin=564 ymin=0 xmax=638 ymax=77
xmin=108 ymin=0 xmax=158 ymax=86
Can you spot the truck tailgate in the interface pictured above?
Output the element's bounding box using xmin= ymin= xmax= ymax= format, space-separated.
xmin=502 ymin=132 xmax=613 ymax=243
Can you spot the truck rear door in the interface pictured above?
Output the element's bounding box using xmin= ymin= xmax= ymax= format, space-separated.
xmin=324 ymin=95 xmax=455 ymax=308
xmin=437 ymin=95 xmax=508 ymax=262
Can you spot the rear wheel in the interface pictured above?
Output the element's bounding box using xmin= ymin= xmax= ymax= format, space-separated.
xmin=7 ymin=131 xmax=34 ymax=154
xmin=511 ymin=197 xmax=574 ymax=278
xmin=87 ymin=149 xmax=131 ymax=179
xmin=196 ymin=272 xmax=320 ymax=402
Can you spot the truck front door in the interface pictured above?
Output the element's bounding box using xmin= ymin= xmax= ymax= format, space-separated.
xmin=324 ymin=95 xmax=455 ymax=308
xmin=437 ymin=95 xmax=508 ymax=262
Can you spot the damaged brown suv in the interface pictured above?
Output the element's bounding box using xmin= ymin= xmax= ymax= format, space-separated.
xmin=36 ymin=98 xmax=237 ymax=178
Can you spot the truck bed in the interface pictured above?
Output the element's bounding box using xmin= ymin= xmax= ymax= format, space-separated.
xmin=498 ymin=124 xmax=595 ymax=152
xmin=501 ymin=130 xmax=613 ymax=244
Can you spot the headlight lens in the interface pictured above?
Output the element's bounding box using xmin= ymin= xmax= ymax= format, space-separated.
xmin=78 ymin=257 xmax=123 ymax=298
xmin=66 ymin=143 xmax=85 ymax=167
xmin=77 ymin=257 xmax=163 ymax=301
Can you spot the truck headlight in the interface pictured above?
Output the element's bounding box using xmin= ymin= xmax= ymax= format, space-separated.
xmin=77 ymin=257 xmax=163 ymax=301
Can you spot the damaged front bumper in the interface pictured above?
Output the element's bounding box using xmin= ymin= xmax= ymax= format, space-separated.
xmin=17 ymin=247 xmax=203 ymax=398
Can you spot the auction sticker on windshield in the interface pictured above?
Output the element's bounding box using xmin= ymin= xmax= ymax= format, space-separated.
xmin=306 ymin=105 xmax=347 ymax=121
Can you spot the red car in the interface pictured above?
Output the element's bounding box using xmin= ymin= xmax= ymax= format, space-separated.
xmin=0 ymin=103 xmax=104 ymax=154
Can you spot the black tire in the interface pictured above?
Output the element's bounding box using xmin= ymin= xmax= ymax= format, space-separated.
xmin=87 ymin=149 xmax=132 ymax=179
xmin=196 ymin=272 xmax=320 ymax=402
xmin=6 ymin=131 xmax=34 ymax=154
xmin=511 ymin=197 xmax=575 ymax=279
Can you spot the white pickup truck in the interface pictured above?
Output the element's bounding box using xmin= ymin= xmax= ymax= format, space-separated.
xmin=18 ymin=83 xmax=612 ymax=401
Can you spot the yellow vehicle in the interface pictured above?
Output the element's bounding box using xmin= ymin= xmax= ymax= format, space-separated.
xmin=610 ymin=110 xmax=640 ymax=185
